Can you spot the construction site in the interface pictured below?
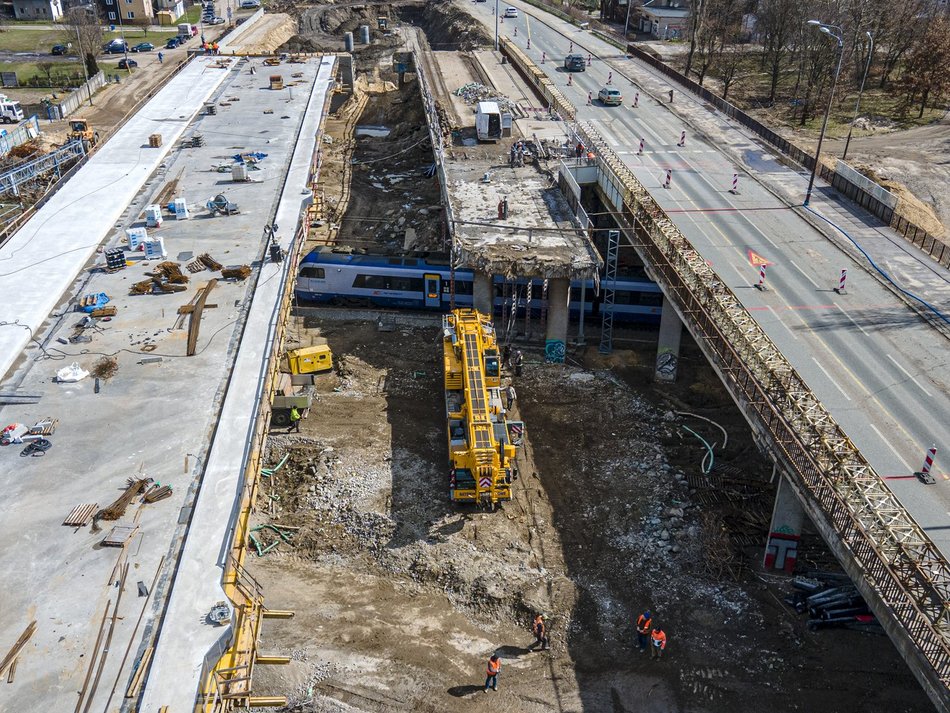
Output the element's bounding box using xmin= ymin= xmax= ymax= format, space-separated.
xmin=0 ymin=1 xmax=946 ymax=712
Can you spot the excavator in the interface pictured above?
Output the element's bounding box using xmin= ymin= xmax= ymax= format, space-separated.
xmin=67 ymin=119 xmax=99 ymax=151
xmin=443 ymin=308 xmax=523 ymax=507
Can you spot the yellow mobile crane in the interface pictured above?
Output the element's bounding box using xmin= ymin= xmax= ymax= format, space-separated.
xmin=443 ymin=308 xmax=521 ymax=505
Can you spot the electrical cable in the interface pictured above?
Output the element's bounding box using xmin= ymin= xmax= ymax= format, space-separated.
xmin=803 ymin=205 xmax=950 ymax=325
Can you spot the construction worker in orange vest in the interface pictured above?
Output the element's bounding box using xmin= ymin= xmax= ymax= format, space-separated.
xmin=484 ymin=654 xmax=501 ymax=692
xmin=651 ymin=626 xmax=667 ymax=660
xmin=636 ymin=610 xmax=652 ymax=652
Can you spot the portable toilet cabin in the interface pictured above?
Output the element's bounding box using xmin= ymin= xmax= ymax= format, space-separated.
xmin=475 ymin=101 xmax=502 ymax=142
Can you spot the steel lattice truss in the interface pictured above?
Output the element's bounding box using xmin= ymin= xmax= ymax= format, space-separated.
xmin=575 ymin=120 xmax=950 ymax=687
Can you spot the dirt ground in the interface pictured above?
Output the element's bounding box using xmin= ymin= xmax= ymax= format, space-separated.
xmin=248 ymin=317 xmax=931 ymax=713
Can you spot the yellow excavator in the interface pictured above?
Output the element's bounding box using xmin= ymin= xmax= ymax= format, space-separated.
xmin=67 ymin=119 xmax=99 ymax=151
xmin=443 ymin=308 xmax=523 ymax=506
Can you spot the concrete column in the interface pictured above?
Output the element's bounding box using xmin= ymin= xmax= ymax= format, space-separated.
xmin=473 ymin=272 xmax=493 ymax=315
xmin=764 ymin=473 xmax=804 ymax=573
xmin=545 ymin=278 xmax=569 ymax=363
xmin=654 ymin=294 xmax=682 ymax=382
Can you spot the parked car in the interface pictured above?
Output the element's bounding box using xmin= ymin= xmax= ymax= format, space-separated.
xmin=51 ymin=44 xmax=68 ymax=55
xmin=597 ymin=87 xmax=623 ymax=106
xmin=563 ymin=54 xmax=585 ymax=72
xmin=239 ymin=0 xmax=260 ymax=7
xmin=105 ymin=41 xmax=128 ymax=54
xmin=118 ymin=58 xmax=138 ymax=69
xmin=503 ymin=6 xmax=518 ymax=17
xmin=166 ymin=37 xmax=181 ymax=49
xmin=207 ymin=16 xmax=225 ymax=24
xmin=131 ymin=42 xmax=154 ymax=52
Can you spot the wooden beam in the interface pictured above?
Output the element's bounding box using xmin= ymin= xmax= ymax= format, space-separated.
xmin=186 ymin=279 xmax=217 ymax=356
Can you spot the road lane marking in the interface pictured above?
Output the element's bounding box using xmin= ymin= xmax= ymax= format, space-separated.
xmin=788 ymin=259 xmax=822 ymax=290
xmin=767 ymin=306 xmax=798 ymax=341
xmin=833 ymin=304 xmax=872 ymax=338
xmin=811 ymin=357 xmax=851 ymax=401
xmin=886 ymin=353 xmax=933 ymax=397
xmin=869 ymin=423 xmax=912 ymax=472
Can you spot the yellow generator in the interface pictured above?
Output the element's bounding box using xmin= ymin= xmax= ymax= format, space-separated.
xmin=443 ymin=308 xmax=521 ymax=506
xmin=283 ymin=342 xmax=332 ymax=375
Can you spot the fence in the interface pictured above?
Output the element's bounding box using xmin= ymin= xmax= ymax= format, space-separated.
xmin=0 ymin=115 xmax=41 ymax=157
xmin=625 ymin=44 xmax=950 ymax=268
xmin=47 ymin=72 xmax=107 ymax=120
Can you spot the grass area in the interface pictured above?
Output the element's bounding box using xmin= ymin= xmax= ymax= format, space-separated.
xmin=0 ymin=61 xmax=44 ymax=82
xmin=180 ymin=3 xmax=204 ymax=25
xmin=0 ymin=28 xmax=69 ymax=52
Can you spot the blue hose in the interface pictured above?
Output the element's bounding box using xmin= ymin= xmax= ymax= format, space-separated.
xmin=804 ymin=205 xmax=949 ymax=325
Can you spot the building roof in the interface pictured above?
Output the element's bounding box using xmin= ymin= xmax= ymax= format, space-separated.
xmin=641 ymin=6 xmax=690 ymax=18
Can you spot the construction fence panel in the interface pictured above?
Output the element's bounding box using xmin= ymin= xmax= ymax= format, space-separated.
xmin=0 ymin=115 xmax=40 ymax=157
xmin=53 ymin=72 xmax=107 ymax=120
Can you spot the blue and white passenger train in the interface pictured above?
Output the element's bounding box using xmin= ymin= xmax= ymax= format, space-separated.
xmin=295 ymin=249 xmax=663 ymax=324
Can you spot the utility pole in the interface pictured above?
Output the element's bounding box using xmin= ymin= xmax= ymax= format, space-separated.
xmin=842 ymin=31 xmax=873 ymax=161
xmin=494 ymin=0 xmax=499 ymax=52
xmin=803 ymin=20 xmax=844 ymax=207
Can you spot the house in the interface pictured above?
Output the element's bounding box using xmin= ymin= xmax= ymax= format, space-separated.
xmin=638 ymin=5 xmax=690 ymax=39
xmin=12 ymin=0 xmax=63 ymax=20
xmin=97 ymin=0 xmax=153 ymax=24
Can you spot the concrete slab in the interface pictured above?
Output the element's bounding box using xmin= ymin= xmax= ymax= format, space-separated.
xmin=139 ymin=55 xmax=336 ymax=712
xmin=0 ymin=55 xmax=335 ymax=712
xmin=0 ymin=57 xmax=234 ymax=383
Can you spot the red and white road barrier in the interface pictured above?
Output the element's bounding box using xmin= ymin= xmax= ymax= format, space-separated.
xmin=663 ymin=169 xmax=671 ymax=189
xmin=587 ymin=53 xmax=592 ymax=66
xmin=731 ymin=173 xmax=738 ymax=194
xmin=607 ymin=71 xmax=613 ymax=85
xmin=514 ymin=27 xmax=518 ymax=36
xmin=587 ymin=91 xmax=592 ymax=105
xmin=568 ymin=73 xmax=573 ymax=86
xmin=633 ymin=91 xmax=639 ymax=108
xmin=677 ymin=130 xmax=686 ymax=147
xmin=922 ymin=445 xmax=938 ymax=476
xmin=527 ymin=38 xmax=531 ymax=49
xmin=637 ymin=138 xmax=644 ymax=155
xmin=756 ymin=264 xmax=767 ymax=289
xmin=569 ymin=41 xmax=574 ymax=53
xmin=834 ymin=269 xmax=847 ymax=294
xmin=541 ymin=51 xmax=545 ymax=63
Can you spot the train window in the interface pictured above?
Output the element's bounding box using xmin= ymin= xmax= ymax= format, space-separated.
xmin=389 ymin=277 xmax=424 ymax=292
xmin=638 ymin=292 xmax=663 ymax=307
xmin=387 ymin=258 xmax=403 ymax=265
xmin=299 ymin=266 xmax=325 ymax=279
xmin=352 ymin=274 xmax=388 ymax=290
xmin=455 ymin=281 xmax=473 ymax=296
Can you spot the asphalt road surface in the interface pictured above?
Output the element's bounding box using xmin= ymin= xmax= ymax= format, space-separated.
xmin=467 ymin=1 xmax=950 ymax=550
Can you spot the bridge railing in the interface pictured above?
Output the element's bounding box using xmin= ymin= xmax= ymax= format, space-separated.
xmin=576 ymin=117 xmax=950 ymax=706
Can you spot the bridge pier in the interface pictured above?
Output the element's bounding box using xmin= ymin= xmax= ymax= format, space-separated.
xmin=654 ymin=295 xmax=682 ymax=382
xmin=473 ymin=272 xmax=493 ymax=314
xmin=544 ymin=278 xmax=569 ymax=363
xmin=764 ymin=471 xmax=804 ymax=573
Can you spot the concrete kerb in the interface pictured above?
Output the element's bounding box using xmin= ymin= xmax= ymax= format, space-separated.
xmin=500 ymin=1 xmax=950 ymax=338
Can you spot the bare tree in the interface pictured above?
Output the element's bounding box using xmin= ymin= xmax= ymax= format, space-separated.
xmin=59 ymin=7 xmax=103 ymax=79
xmin=37 ymin=61 xmax=56 ymax=87
xmin=901 ymin=16 xmax=950 ymax=117
xmin=757 ymin=0 xmax=798 ymax=104
xmin=715 ymin=41 xmax=744 ymax=100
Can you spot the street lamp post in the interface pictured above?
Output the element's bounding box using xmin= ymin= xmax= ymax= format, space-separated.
xmin=803 ymin=20 xmax=845 ymax=207
xmin=842 ymin=31 xmax=873 ymax=161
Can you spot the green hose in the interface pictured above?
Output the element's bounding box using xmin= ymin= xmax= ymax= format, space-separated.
xmin=682 ymin=425 xmax=714 ymax=474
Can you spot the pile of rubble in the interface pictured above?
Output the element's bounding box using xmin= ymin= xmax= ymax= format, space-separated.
xmin=455 ymin=82 xmax=517 ymax=114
